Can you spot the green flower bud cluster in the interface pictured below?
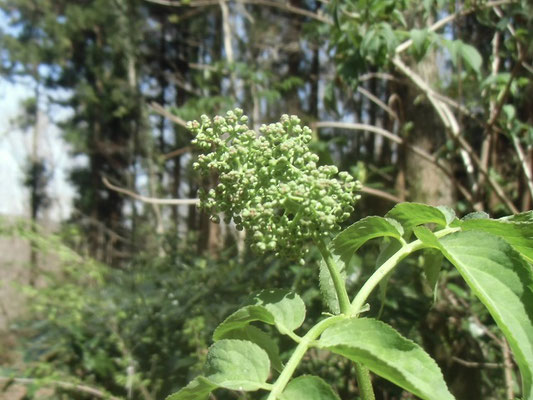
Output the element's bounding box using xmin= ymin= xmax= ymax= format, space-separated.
xmin=188 ymin=109 xmax=361 ymax=262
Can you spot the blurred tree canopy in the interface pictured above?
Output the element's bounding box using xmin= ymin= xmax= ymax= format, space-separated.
xmin=0 ymin=0 xmax=532 ymax=399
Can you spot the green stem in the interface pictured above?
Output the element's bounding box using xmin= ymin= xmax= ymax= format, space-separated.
xmin=315 ymin=238 xmax=375 ymax=399
xmin=315 ymin=238 xmax=351 ymax=315
xmin=354 ymin=363 xmax=375 ymax=400
xmin=266 ymin=315 xmax=346 ymax=400
xmin=350 ymin=227 xmax=459 ymax=315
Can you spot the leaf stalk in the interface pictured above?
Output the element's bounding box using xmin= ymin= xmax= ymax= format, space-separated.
xmin=350 ymin=227 xmax=459 ymax=315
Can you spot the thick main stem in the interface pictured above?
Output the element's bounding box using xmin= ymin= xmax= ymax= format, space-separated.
xmin=315 ymin=238 xmax=351 ymax=315
xmin=355 ymin=363 xmax=376 ymax=400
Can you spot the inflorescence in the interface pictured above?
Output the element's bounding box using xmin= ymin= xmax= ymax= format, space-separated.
xmin=188 ymin=109 xmax=361 ymax=262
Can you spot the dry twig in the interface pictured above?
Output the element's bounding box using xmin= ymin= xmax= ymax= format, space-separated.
xmin=0 ymin=376 xmax=121 ymax=400
xmin=149 ymin=102 xmax=187 ymax=128
xmin=102 ymin=177 xmax=199 ymax=206
xmin=395 ymin=0 xmax=518 ymax=54
xmin=314 ymin=121 xmax=474 ymax=203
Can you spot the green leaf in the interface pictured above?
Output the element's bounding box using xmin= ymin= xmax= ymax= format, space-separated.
xmin=213 ymin=290 xmax=305 ymax=338
xmin=442 ymin=39 xmax=460 ymax=67
xmin=332 ymin=216 xmax=403 ymax=261
xmin=393 ymin=9 xmax=407 ymax=28
xmin=409 ymin=28 xmax=429 ymax=61
xmin=421 ymin=248 xmax=443 ymax=301
xmin=281 ymin=375 xmax=341 ymax=400
xmin=503 ymin=104 xmax=516 ymax=120
xmin=414 ymin=227 xmax=444 ymax=300
xmin=205 ymin=339 xmax=270 ymax=391
xmin=213 ymin=305 xmax=275 ymax=339
xmin=461 ymin=211 xmax=489 ymax=221
xmin=455 ymin=218 xmax=533 ymax=263
xmin=459 ymin=42 xmax=482 ymax=74
xmin=385 ymin=203 xmax=450 ymax=232
xmin=166 ymin=377 xmax=217 ymax=400
xmin=319 ymin=251 xmax=346 ymax=315
xmin=501 ymin=210 xmax=533 ymax=223
xmin=216 ymin=325 xmax=283 ymax=372
xmin=436 ymin=231 xmax=533 ymax=400
xmin=318 ymin=318 xmax=454 ymax=400
xmin=436 ymin=206 xmax=456 ymax=225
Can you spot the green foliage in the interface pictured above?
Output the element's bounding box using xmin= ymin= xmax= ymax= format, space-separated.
xmin=416 ymin=227 xmax=533 ymax=399
xmin=2 ymin=0 xmax=533 ymax=398
xmin=332 ymin=216 xmax=404 ymax=261
xmin=213 ymin=289 xmax=306 ymax=338
xmin=204 ymin=339 xmax=271 ymax=391
xmin=166 ymin=115 xmax=533 ymax=400
xmin=282 ymin=375 xmax=340 ymax=400
xmin=318 ymin=318 xmax=454 ymax=400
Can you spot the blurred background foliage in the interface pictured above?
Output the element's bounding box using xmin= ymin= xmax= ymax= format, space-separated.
xmin=0 ymin=0 xmax=531 ymax=398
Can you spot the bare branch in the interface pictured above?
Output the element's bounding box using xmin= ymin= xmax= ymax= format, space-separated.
xmin=162 ymin=146 xmax=192 ymax=160
xmin=102 ymin=177 xmax=199 ymax=206
xmin=395 ymin=0 xmax=518 ymax=54
xmin=0 ymin=376 xmax=121 ymax=400
xmin=314 ymin=121 xmax=474 ymax=203
xmin=166 ymin=72 xmax=204 ymax=96
xmin=392 ymin=56 xmax=519 ymax=213
xmin=451 ymin=357 xmax=503 ymax=369
xmin=241 ymin=0 xmax=332 ymax=24
xmin=360 ymin=185 xmax=401 ymax=203
xmin=218 ymin=0 xmax=237 ymax=94
xmin=144 ymin=0 xmax=332 ymax=24
xmin=357 ymin=86 xmax=399 ymax=121
xmin=511 ymin=133 xmax=533 ymax=201
xmin=358 ymin=72 xmax=400 ymax=82
xmin=219 ymin=0 xmax=233 ymax=63
xmin=314 ymin=121 xmax=403 ymax=144
xmin=149 ymin=102 xmax=187 ymax=128
xmin=144 ymin=0 xmax=184 ymax=6
xmin=486 ymin=57 xmax=524 ymax=130
xmin=502 ymin=338 xmax=515 ymax=399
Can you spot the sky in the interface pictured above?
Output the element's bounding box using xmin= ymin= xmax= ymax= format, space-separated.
xmin=0 ymin=77 xmax=75 ymax=221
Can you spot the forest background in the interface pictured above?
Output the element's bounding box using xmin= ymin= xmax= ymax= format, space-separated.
xmin=0 ymin=0 xmax=532 ymax=399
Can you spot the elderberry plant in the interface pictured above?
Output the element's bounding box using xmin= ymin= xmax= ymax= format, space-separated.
xmin=168 ymin=110 xmax=533 ymax=400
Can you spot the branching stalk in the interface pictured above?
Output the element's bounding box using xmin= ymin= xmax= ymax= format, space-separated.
xmin=314 ymin=238 xmax=376 ymax=400
xmin=266 ymin=315 xmax=346 ymax=400
xmin=350 ymin=227 xmax=459 ymax=315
